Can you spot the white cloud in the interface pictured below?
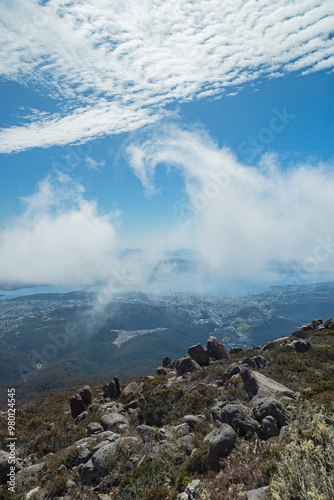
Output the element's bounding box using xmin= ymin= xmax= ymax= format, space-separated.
xmin=0 ymin=172 xmax=176 ymax=288
xmin=127 ymin=126 xmax=334 ymax=282
xmin=0 ymin=0 xmax=333 ymax=153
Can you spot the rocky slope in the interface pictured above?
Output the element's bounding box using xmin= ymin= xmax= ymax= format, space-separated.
xmin=1 ymin=318 xmax=334 ymax=499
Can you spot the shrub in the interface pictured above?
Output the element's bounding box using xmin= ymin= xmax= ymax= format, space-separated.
xmin=269 ymin=402 xmax=334 ymax=499
xmin=175 ymin=442 xmax=209 ymax=491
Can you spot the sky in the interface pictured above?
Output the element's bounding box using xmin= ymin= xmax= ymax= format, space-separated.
xmin=0 ymin=0 xmax=334 ymax=296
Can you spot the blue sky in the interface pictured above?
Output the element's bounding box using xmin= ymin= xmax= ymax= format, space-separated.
xmin=0 ymin=0 xmax=334 ymax=294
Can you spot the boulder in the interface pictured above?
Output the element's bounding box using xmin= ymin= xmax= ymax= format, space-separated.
xmin=230 ymin=347 xmax=243 ymax=355
xmin=247 ymin=486 xmax=269 ymax=499
xmin=262 ymin=416 xmax=279 ymax=439
xmin=183 ymin=415 xmax=201 ymax=429
xmin=123 ymin=381 xmax=141 ymax=395
xmin=15 ymin=462 xmax=44 ymax=489
xmin=219 ymin=364 xmax=242 ymax=384
xmin=220 ymin=403 xmax=260 ymax=437
xmin=241 ymin=356 xmax=258 ymax=369
xmin=174 ymin=423 xmax=191 ymax=435
xmin=76 ymin=411 xmax=89 ymax=424
xmin=156 ymin=367 xmax=169 ymax=375
xmin=324 ymin=318 xmax=334 ymax=328
xmin=252 ymin=397 xmax=287 ymax=429
xmin=299 ymin=324 xmax=314 ymax=332
xmin=125 ymin=399 xmax=139 ymax=411
xmin=188 ymin=344 xmax=210 ymax=366
xmin=293 ymin=340 xmax=311 ymax=353
xmin=206 ymin=336 xmax=229 ymax=361
xmin=70 ymin=393 xmax=86 ymax=419
xmin=177 ymin=479 xmax=201 ymax=499
xmin=206 ymin=424 xmax=237 ymax=471
xmin=175 ymin=355 xmax=200 ymax=376
xmin=100 ymin=413 xmax=128 ymax=431
xmin=241 ymin=369 xmax=295 ymax=398
xmin=103 ymin=377 xmax=122 ymax=399
xmin=78 ymin=386 xmax=92 ymax=406
xmin=91 ymin=437 xmax=138 ymax=477
xmin=312 ymin=319 xmax=323 ymax=326
xmin=70 ymin=385 xmax=92 ymax=418
xmin=81 ymin=458 xmax=101 ymax=486
xmin=77 ymin=448 xmax=92 ymax=465
xmin=162 ymin=356 xmax=173 ymax=367
xmin=137 ymin=425 xmax=155 ymax=442
xmin=87 ymin=422 xmax=104 ymax=436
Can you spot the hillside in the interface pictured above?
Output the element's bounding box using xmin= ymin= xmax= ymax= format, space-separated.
xmin=1 ymin=317 xmax=334 ymax=499
xmin=1 ymin=282 xmax=334 ymax=404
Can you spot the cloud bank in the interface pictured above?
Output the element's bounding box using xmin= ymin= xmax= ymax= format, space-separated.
xmin=0 ymin=0 xmax=333 ymax=153
xmin=127 ymin=126 xmax=334 ymax=282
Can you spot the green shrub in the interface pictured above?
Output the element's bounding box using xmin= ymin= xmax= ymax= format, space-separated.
xmin=175 ymin=442 xmax=209 ymax=491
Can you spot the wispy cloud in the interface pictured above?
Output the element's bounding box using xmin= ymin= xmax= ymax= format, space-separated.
xmin=0 ymin=0 xmax=333 ymax=153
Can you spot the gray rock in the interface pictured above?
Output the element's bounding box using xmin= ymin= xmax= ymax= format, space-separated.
xmin=252 ymin=397 xmax=287 ymax=429
xmin=219 ymin=364 xmax=242 ymax=384
xmin=156 ymin=366 xmax=169 ymax=375
xmin=100 ymin=413 xmax=128 ymax=431
xmin=78 ymin=385 xmax=92 ymax=406
xmin=247 ymin=486 xmax=269 ymax=499
xmin=81 ymin=458 xmax=101 ymax=486
xmin=211 ymin=404 xmax=223 ymax=422
xmin=0 ymin=450 xmax=22 ymax=485
xmin=279 ymin=425 xmax=290 ymax=439
xmin=293 ymin=340 xmax=311 ymax=353
xmin=87 ymin=422 xmax=104 ymax=436
xmin=64 ymin=479 xmax=76 ymax=490
xmin=70 ymin=393 xmax=86 ymax=419
xmin=262 ymin=416 xmax=279 ymax=438
xmin=299 ymin=323 xmax=314 ymax=332
xmin=241 ymin=356 xmax=258 ymax=369
xmin=324 ymin=318 xmax=334 ymax=328
xmin=312 ymin=319 xmax=323 ymax=326
xmin=175 ymin=355 xmax=200 ymax=376
xmin=230 ymin=347 xmax=243 ymax=355
xmin=163 ymin=356 xmax=172 ymax=367
xmin=254 ymin=355 xmax=268 ymax=369
xmin=207 ymin=424 xmax=237 ymax=471
xmin=137 ymin=424 xmax=155 ymax=442
xmin=77 ymin=448 xmax=91 ymax=465
xmin=15 ymin=462 xmax=46 ymax=488
xmin=174 ymin=423 xmax=191 ymax=435
xmin=91 ymin=437 xmax=138 ymax=477
xmin=125 ymin=399 xmax=139 ymax=411
xmin=206 ymin=336 xmax=229 ymax=361
xmin=76 ymin=410 xmax=89 ymax=423
xmin=183 ymin=415 xmax=201 ymax=429
xmin=70 ymin=386 xmax=92 ymax=419
xmin=242 ymin=369 xmax=295 ymax=398
xmin=103 ymin=377 xmax=122 ymax=399
xmin=220 ymin=403 xmax=260 ymax=437
xmin=177 ymin=479 xmax=201 ymax=499
xmin=123 ymin=381 xmax=141 ymax=395
xmin=188 ymin=344 xmax=210 ymax=366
